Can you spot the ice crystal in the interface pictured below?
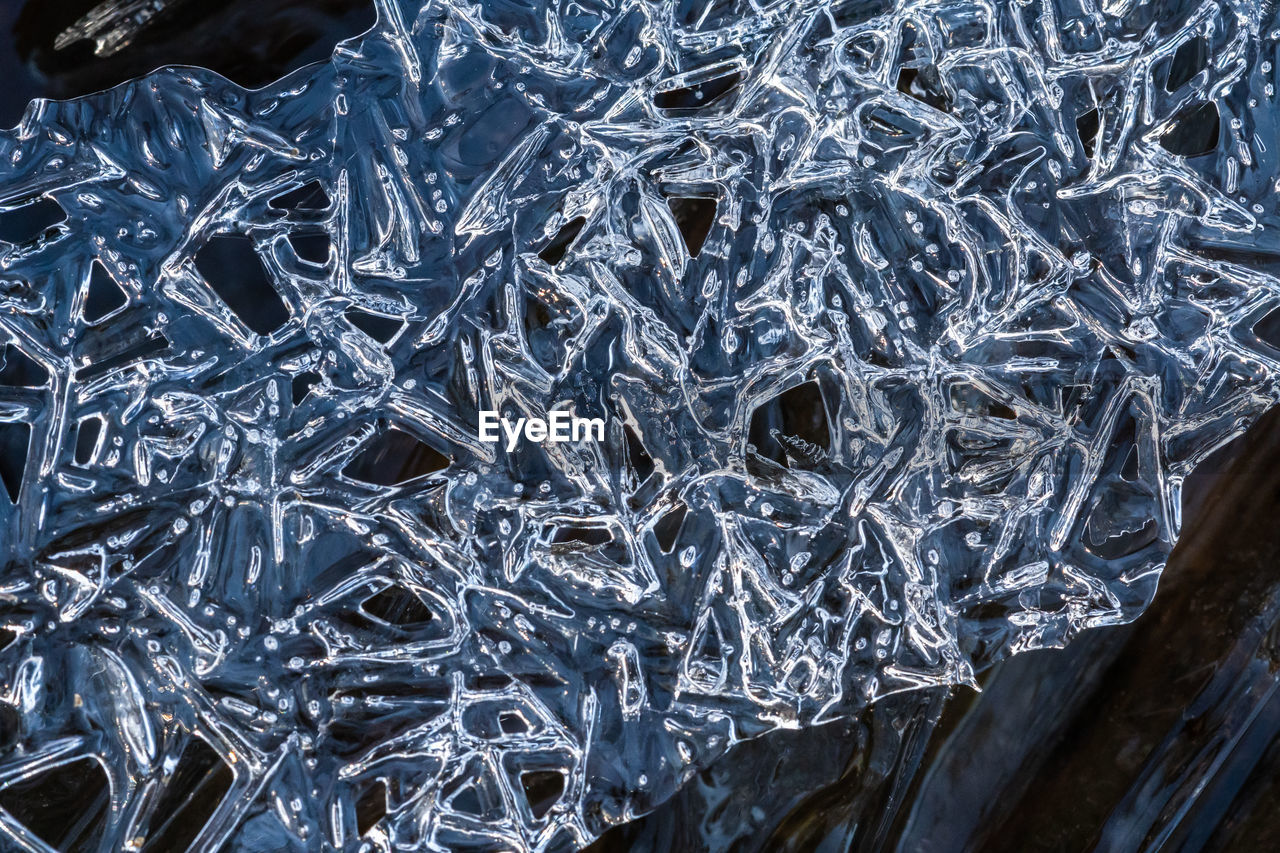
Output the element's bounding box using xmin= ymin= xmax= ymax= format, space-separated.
xmin=1 ymin=0 xmax=1279 ymax=849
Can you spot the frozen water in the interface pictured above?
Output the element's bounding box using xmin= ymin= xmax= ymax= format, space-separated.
xmin=1 ymin=0 xmax=1279 ymax=849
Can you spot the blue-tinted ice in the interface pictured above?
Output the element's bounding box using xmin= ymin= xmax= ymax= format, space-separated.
xmin=1 ymin=0 xmax=1279 ymax=849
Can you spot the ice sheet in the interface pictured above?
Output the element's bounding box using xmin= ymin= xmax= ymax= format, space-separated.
xmin=1 ymin=0 xmax=1279 ymax=848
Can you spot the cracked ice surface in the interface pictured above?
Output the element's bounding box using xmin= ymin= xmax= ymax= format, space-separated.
xmin=1 ymin=0 xmax=1280 ymax=848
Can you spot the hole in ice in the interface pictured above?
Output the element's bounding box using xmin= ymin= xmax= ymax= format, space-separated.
xmin=0 ymin=197 xmax=65 ymax=245
xmin=665 ymin=196 xmax=717 ymax=258
xmin=1121 ymin=445 xmax=1140 ymax=481
xmin=74 ymin=334 xmax=169 ymax=381
xmin=989 ymin=401 xmax=1017 ymax=420
xmin=537 ymin=216 xmax=586 ymax=266
xmin=1086 ymin=514 xmax=1159 ymax=560
xmin=895 ymin=65 xmax=949 ymax=110
xmin=520 ymin=771 xmax=564 ymax=820
xmin=269 ymin=180 xmax=330 ymax=212
xmin=83 ymin=262 xmax=127 ymax=323
xmin=0 ymin=756 xmax=110 ymax=853
xmin=654 ymin=69 xmax=743 ymax=112
xmin=0 ymin=422 xmax=30 ymax=503
xmin=463 ymin=701 xmax=530 ymax=739
xmin=355 ymin=779 xmax=387 ymax=836
xmin=0 ymin=702 xmax=19 ymax=754
xmin=361 ymin=586 xmax=435 ymax=628
xmin=748 ymin=381 xmax=831 ymax=468
xmin=653 ymin=503 xmax=687 ymax=553
xmin=1165 ymin=37 xmax=1208 ymax=91
xmin=138 ymin=736 xmax=233 ymax=853
xmin=440 ymin=765 xmax=505 ymax=820
xmin=288 ymin=230 xmax=331 ymax=264
xmin=0 ymin=344 xmax=48 ymax=387
xmin=344 ymin=308 xmax=404 ymax=344
xmin=1254 ymin=306 xmax=1280 ymax=350
xmin=292 ymin=370 xmax=321 ymax=404
xmin=625 ymin=425 xmax=655 ymax=480
xmin=895 ymin=66 xmax=920 ymax=95
xmin=194 ymin=234 xmax=290 ymax=336
xmin=499 ymin=712 xmax=529 ymax=734
xmin=552 ymin=524 xmax=613 ymax=546
xmin=1159 ymin=101 xmax=1219 ymax=157
xmin=525 ymin=295 xmax=554 ymax=339
xmin=550 ymin=522 xmax=630 ymax=562
xmin=1076 ymin=107 xmax=1100 ymax=160
xmin=73 ymin=415 xmax=103 ymax=465
xmin=449 ymin=786 xmax=487 ymax=817
xmin=342 ymin=428 xmax=450 ymax=485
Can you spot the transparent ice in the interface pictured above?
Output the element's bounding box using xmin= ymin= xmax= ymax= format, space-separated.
xmin=0 ymin=0 xmax=1278 ymax=849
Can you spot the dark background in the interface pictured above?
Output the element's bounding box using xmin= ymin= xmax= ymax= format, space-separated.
xmin=0 ymin=0 xmax=375 ymax=129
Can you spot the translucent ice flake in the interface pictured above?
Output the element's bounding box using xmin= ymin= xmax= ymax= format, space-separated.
xmin=1 ymin=0 xmax=1280 ymax=849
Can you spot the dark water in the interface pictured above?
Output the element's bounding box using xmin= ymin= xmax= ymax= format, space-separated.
xmin=0 ymin=0 xmax=374 ymax=128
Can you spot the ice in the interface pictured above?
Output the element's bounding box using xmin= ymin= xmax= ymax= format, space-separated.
xmin=1 ymin=0 xmax=1279 ymax=849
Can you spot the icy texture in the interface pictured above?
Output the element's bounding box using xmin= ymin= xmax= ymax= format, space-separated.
xmin=1 ymin=0 xmax=1279 ymax=849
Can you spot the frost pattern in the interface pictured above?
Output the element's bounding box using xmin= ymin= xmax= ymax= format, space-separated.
xmin=1 ymin=0 xmax=1278 ymax=849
